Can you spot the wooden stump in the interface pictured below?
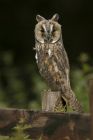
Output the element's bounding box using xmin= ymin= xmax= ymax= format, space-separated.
xmin=42 ymin=90 xmax=62 ymax=111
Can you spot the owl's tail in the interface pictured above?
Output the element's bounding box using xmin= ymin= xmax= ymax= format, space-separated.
xmin=69 ymin=90 xmax=83 ymax=113
xmin=61 ymin=87 xmax=83 ymax=113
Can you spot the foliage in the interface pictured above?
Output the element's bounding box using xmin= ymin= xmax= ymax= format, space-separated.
xmin=0 ymin=51 xmax=47 ymax=109
xmin=0 ymin=51 xmax=92 ymax=112
xmin=0 ymin=118 xmax=42 ymax=140
xmin=71 ymin=53 xmax=93 ymax=112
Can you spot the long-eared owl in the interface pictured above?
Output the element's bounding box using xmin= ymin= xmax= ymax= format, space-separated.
xmin=34 ymin=14 xmax=83 ymax=112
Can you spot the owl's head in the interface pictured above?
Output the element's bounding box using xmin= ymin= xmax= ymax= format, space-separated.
xmin=35 ymin=14 xmax=61 ymax=44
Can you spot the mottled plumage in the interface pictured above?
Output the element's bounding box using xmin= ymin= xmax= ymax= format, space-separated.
xmin=34 ymin=14 xmax=83 ymax=112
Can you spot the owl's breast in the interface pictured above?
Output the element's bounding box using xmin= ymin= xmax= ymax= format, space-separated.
xmin=36 ymin=47 xmax=54 ymax=75
xmin=35 ymin=45 xmax=67 ymax=91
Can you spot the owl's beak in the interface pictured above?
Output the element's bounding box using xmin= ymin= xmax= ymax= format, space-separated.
xmin=45 ymin=32 xmax=51 ymax=42
xmin=47 ymin=34 xmax=51 ymax=41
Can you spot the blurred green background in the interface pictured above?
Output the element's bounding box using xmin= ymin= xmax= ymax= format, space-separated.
xmin=0 ymin=0 xmax=92 ymax=112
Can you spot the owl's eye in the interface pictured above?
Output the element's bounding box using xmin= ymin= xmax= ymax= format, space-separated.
xmin=52 ymin=26 xmax=56 ymax=33
xmin=53 ymin=28 xmax=56 ymax=33
xmin=40 ymin=27 xmax=44 ymax=33
xmin=52 ymin=28 xmax=56 ymax=34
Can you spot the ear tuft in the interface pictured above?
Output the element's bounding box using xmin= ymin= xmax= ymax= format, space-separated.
xmin=51 ymin=13 xmax=59 ymax=21
xmin=36 ymin=15 xmax=45 ymax=22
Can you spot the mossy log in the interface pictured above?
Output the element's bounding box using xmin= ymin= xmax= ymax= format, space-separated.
xmin=0 ymin=109 xmax=90 ymax=140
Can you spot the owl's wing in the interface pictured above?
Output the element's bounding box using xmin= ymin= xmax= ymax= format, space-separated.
xmin=54 ymin=43 xmax=69 ymax=74
xmin=52 ymin=42 xmax=70 ymax=90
